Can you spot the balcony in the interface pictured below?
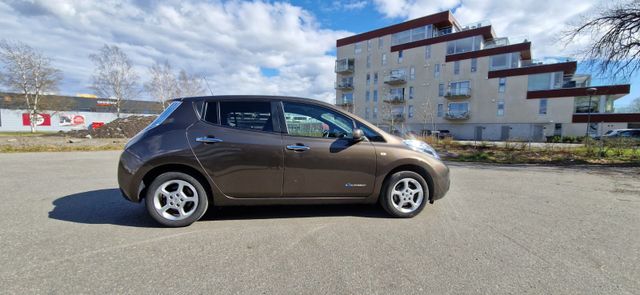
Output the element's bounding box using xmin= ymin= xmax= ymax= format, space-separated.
xmin=334 ymin=81 xmax=353 ymax=90
xmin=483 ymin=36 xmax=529 ymax=50
xmin=335 ymin=99 xmax=353 ymax=107
xmin=383 ymin=73 xmax=407 ymax=85
xmin=444 ymin=87 xmax=472 ymax=99
xmin=384 ymin=113 xmax=405 ymax=122
xmin=335 ymin=58 xmax=354 ymax=74
xmin=383 ymin=94 xmax=405 ymax=104
xmin=444 ymin=111 xmax=470 ymax=120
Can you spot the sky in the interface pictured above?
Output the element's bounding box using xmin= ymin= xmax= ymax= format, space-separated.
xmin=0 ymin=0 xmax=636 ymax=107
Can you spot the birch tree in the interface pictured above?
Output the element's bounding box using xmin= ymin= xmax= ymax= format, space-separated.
xmin=144 ymin=60 xmax=177 ymax=110
xmin=89 ymin=45 xmax=139 ymax=118
xmin=420 ymin=95 xmax=436 ymax=137
xmin=175 ymin=69 xmax=206 ymax=97
xmin=0 ymin=40 xmax=62 ymax=132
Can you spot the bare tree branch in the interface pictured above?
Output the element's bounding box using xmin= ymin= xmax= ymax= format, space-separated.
xmin=144 ymin=60 xmax=177 ymax=110
xmin=0 ymin=39 xmax=63 ymax=132
xmin=89 ymin=44 xmax=140 ymax=118
xmin=562 ymin=0 xmax=640 ymax=81
xmin=175 ymin=69 xmax=206 ymax=98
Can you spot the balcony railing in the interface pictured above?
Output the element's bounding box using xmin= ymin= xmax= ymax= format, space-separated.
xmin=384 ymin=113 xmax=405 ymax=122
xmin=335 ymin=99 xmax=353 ymax=106
xmin=445 ymin=87 xmax=472 ymax=99
xmin=335 ymin=58 xmax=355 ymax=74
xmin=383 ymin=94 xmax=405 ymax=104
xmin=483 ymin=35 xmax=529 ymax=49
xmin=444 ymin=111 xmax=470 ymax=120
xmin=383 ymin=73 xmax=407 ymax=85
xmin=334 ymin=81 xmax=354 ymax=90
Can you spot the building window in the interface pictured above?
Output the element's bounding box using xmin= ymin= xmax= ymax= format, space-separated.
xmin=539 ymin=99 xmax=548 ymax=115
xmin=437 ymin=103 xmax=444 ymax=117
xmin=471 ymin=58 xmax=477 ymax=72
xmin=365 ymin=107 xmax=370 ymax=119
xmin=365 ymin=90 xmax=370 ymax=102
xmin=554 ymin=123 xmax=562 ymax=136
xmin=574 ymin=96 xmax=600 ymax=113
xmin=425 ymin=45 xmax=431 ymax=59
xmin=373 ymin=72 xmax=378 ymax=85
xmin=366 ymin=73 xmax=370 ymax=85
xmin=373 ymin=106 xmax=378 ymax=119
xmin=528 ymin=72 xmax=563 ymax=91
xmin=490 ymin=52 xmax=520 ymax=70
xmin=354 ymin=42 xmax=362 ymax=55
xmin=434 ymin=64 xmax=440 ymax=78
xmin=454 ymin=61 xmax=460 ymax=75
xmin=438 ymin=83 xmax=444 ymax=96
xmin=342 ymin=93 xmax=353 ymax=104
xmin=408 ymin=105 xmax=414 ymax=118
xmin=366 ymin=54 xmax=371 ymax=68
xmin=398 ymin=50 xmax=403 ymax=64
xmin=498 ymin=77 xmax=506 ymax=93
xmin=497 ymin=100 xmax=505 ymax=116
xmin=409 ymin=66 xmax=415 ymax=80
xmin=448 ymin=102 xmax=469 ymax=117
xmin=378 ymin=37 xmax=383 ymax=49
xmin=409 ymin=86 xmax=414 ymax=99
xmin=373 ymin=90 xmax=378 ymax=102
xmin=449 ymin=81 xmax=471 ymax=96
xmin=446 ymin=36 xmax=482 ymax=55
xmin=381 ymin=53 xmax=387 ymax=66
xmin=367 ymin=40 xmax=371 ymax=52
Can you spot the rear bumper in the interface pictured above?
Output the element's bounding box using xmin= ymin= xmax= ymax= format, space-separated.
xmin=117 ymin=149 xmax=145 ymax=203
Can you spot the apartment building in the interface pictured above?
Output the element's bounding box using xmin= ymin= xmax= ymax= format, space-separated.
xmin=334 ymin=11 xmax=637 ymax=141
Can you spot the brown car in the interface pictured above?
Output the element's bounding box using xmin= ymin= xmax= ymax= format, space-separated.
xmin=118 ymin=96 xmax=450 ymax=227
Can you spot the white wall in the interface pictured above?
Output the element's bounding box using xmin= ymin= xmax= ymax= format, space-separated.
xmin=0 ymin=108 xmax=153 ymax=132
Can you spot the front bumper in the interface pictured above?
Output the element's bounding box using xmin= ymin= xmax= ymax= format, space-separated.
xmin=430 ymin=161 xmax=450 ymax=202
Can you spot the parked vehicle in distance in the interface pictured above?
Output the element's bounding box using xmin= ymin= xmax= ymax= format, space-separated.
xmin=597 ymin=129 xmax=640 ymax=141
xmin=118 ymin=96 xmax=450 ymax=227
xmin=423 ymin=129 xmax=452 ymax=139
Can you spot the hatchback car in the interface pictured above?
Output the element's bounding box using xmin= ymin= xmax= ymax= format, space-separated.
xmin=118 ymin=96 xmax=450 ymax=227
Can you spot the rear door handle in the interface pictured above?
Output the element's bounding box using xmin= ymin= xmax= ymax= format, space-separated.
xmin=286 ymin=145 xmax=310 ymax=152
xmin=196 ymin=136 xmax=223 ymax=144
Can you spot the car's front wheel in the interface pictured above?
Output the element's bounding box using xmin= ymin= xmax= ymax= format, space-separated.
xmin=380 ymin=171 xmax=429 ymax=218
xmin=145 ymin=172 xmax=209 ymax=227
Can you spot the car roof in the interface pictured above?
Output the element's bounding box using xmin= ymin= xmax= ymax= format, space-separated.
xmin=177 ymin=95 xmax=333 ymax=107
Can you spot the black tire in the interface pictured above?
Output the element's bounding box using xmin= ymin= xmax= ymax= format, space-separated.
xmin=380 ymin=171 xmax=429 ymax=218
xmin=145 ymin=172 xmax=209 ymax=227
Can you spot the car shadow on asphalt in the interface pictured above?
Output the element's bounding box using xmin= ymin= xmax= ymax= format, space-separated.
xmin=49 ymin=188 xmax=389 ymax=227
xmin=49 ymin=188 xmax=158 ymax=227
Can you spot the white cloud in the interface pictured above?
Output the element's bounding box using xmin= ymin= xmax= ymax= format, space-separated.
xmin=0 ymin=0 xmax=352 ymax=103
xmin=372 ymin=0 xmax=597 ymax=59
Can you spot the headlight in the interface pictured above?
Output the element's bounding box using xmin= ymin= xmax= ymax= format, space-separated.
xmin=403 ymin=139 xmax=440 ymax=160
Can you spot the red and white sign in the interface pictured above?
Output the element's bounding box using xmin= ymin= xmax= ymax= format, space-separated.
xmin=22 ymin=113 xmax=51 ymax=126
xmin=59 ymin=114 xmax=86 ymax=126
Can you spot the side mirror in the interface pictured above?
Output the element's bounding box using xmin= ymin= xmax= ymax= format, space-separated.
xmin=352 ymin=128 xmax=365 ymax=141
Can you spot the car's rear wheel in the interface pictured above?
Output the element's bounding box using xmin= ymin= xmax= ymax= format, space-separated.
xmin=145 ymin=172 xmax=209 ymax=227
xmin=380 ymin=171 xmax=428 ymax=218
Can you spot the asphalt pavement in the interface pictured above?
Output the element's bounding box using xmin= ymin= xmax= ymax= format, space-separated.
xmin=0 ymin=151 xmax=638 ymax=294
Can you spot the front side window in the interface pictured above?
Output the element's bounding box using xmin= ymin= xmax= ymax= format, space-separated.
xmin=220 ymin=101 xmax=273 ymax=132
xmin=283 ymin=102 xmax=354 ymax=139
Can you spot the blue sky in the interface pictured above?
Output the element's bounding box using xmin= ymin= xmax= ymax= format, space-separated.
xmin=0 ymin=0 xmax=636 ymax=107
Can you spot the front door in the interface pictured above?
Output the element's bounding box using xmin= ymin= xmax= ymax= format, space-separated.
xmin=475 ymin=126 xmax=483 ymax=141
xmin=280 ymin=101 xmax=376 ymax=197
xmin=188 ymin=100 xmax=284 ymax=198
xmin=501 ymin=126 xmax=510 ymax=141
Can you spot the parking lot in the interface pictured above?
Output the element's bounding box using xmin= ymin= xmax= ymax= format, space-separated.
xmin=0 ymin=151 xmax=639 ymax=294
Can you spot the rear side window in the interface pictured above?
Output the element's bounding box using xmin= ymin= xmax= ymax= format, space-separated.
xmin=204 ymin=102 xmax=218 ymax=124
xmin=356 ymin=122 xmax=385 ymax=142
xmin=220 ymin=101 xmax=274 ymax=132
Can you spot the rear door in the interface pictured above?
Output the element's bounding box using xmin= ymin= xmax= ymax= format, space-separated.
xmin=187 ymin=100 xmax=284 ymax=198
xmin=279 ymin=101 xmax=376 ymax=197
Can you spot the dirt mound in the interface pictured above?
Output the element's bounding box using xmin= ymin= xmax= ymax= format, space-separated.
xmin=64 ymin=115 xmax=156 ymax=138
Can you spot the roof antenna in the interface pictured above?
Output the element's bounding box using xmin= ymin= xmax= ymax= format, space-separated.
xmin=202 ymin=75 xmax=214 ymax=96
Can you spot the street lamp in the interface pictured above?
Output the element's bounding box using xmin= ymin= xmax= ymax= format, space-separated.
xmin=585 ymin=87 xmax=598 ymax=138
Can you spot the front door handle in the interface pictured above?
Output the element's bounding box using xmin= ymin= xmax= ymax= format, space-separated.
xmin=196 ymin=136 xmax=223 ymax=144
xmin=286 ymin=145 xmax=310 ymax=152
